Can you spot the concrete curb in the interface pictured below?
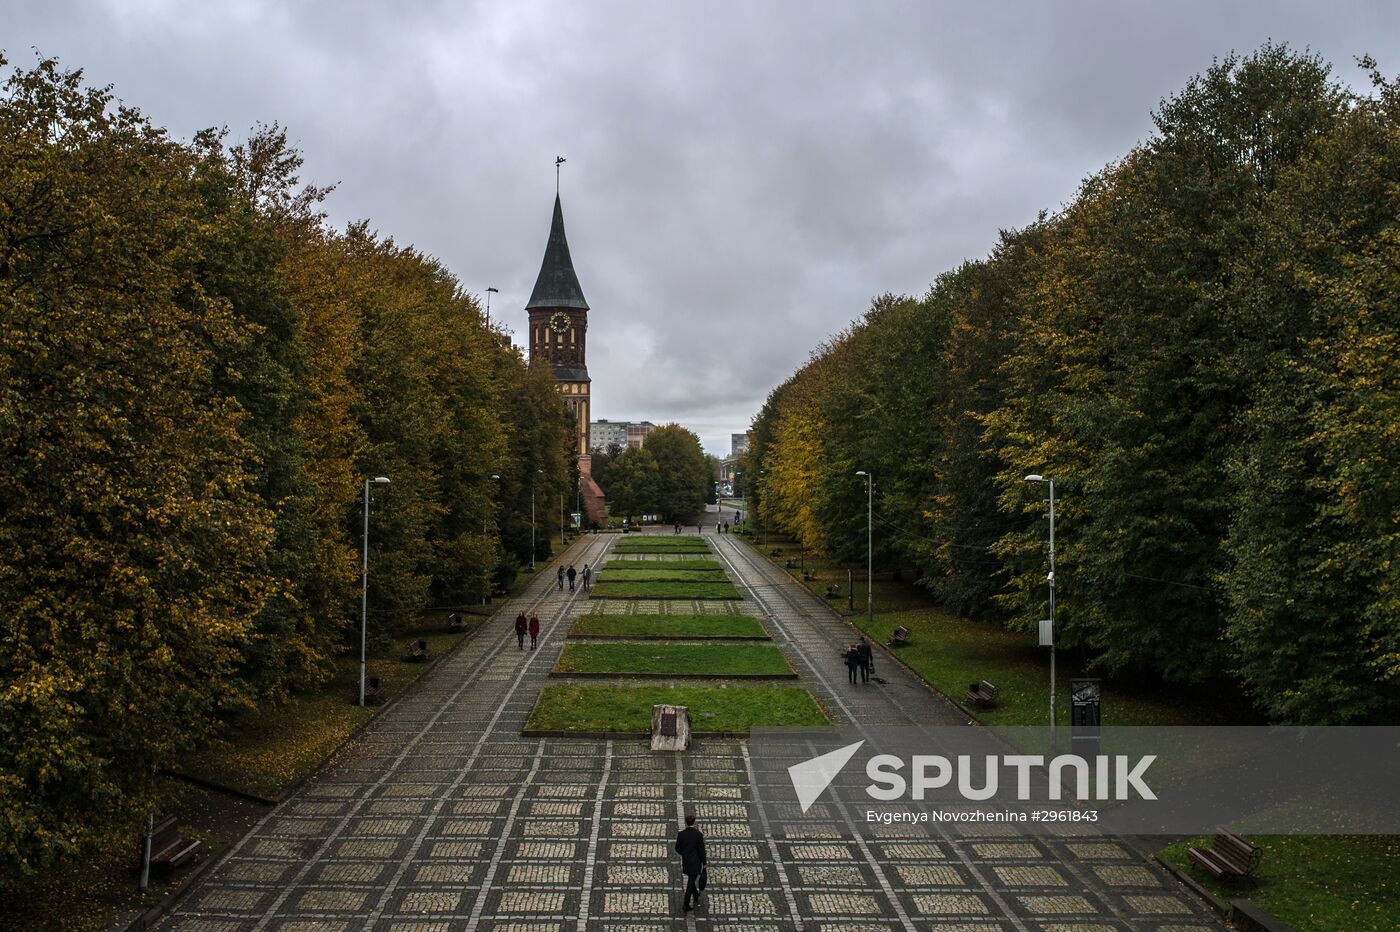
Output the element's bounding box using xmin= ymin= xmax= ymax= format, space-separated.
xmin=546 ymin=670 xmax=800 ymax=680
xmin=564 ymin=634 xmax=771 ymax=641
xmin=1150 ymin=855 xmax=1296 ymax=931
xmin=586 ymin=593 xmax=744 ymax=601
xmin=521 ymin=729 xmax=751 ymax=740
xmin=1151 ymin=854 xmax=1233 ymax=917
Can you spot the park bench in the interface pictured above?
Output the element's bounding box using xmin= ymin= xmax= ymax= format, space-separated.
xmin=363 ymin=675 xmax=386 ymax=704
xmin=406 ymin=639 xmax=430 ymax=662
xmin=145 ymin=815 xmax=201 ymax=871
xmin=887 ymin=625 xmax=911 ymax=647
xmin=785 ymin=558 xmax=796 ymax=568
xmin=824 ymin=584 xmax=840 ymax=599
xmin=447 ymin=612 xmax=466 ymax=631
xmin=802 ymin=570 xmax=815 ymax=582
xmin=965 ymin=680 xmax=999 ymax=707
xmin=1189 ymin=830 xmax=1261 ymax=884
xmin=769 ymin=548 xmax=781 ymax=557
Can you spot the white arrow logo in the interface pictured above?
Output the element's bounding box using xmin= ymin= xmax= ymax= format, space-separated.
xmin=788 ymin=740 xmax=865 ymax=813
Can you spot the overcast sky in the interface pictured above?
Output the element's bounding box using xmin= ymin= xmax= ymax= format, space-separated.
xmin=6 ymin=2 xmax=1399 ymax=455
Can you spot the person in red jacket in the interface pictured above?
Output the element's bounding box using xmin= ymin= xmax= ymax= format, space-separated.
xmin=514 ymin=613 xmax=527 ymax=650
xmin=528 ymin=614 xmax=541 ymax=650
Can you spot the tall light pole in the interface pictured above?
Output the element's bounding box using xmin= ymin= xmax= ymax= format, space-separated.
xmin=360 ymin=476 xmax=391 ymax=707
xmin=531 ymin=468 xmax=543 ymax=570
xmin=855 ymin=470 xmax=873 ymax=628
xmin=485 ymin=286 xmax=498 ymax=328
xmin=1025 ymin=474 xmax=1056 ymax=752
xmin=483 ymin=474 xmax=500 ymax=605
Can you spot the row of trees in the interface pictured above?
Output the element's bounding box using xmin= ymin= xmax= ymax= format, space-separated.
xmin=0 ymin=58 xmax=575 ymax=880
xmin=592 ymin=425 xmax=711 ymax=522
xmin=745 ymin=44 xmax=1399 ymax=725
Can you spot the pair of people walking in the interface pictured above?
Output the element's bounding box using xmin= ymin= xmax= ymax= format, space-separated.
xmin=557 ymin=564 xmax=578 ymax=591
xmin=844 ymin=636 xmax=874 ymax=684
xmin=514 ymin=612 xmax=540 ymax=649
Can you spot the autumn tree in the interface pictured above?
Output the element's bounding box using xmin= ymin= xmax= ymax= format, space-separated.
xmin=645 ymin=424 xmax=710 ymax=522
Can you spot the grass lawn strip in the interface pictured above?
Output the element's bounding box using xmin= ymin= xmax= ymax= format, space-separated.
xmin=555 ymin=641 xmax=793 ymax=676
xmin=525 ymin=684 xmax=829 ymax=733
xmin=613 ymin=538 xmax=713 ymax=553
xmin=599 ymin=567 xmax=731 ymax=582
xmin=590 ymin=580 xmax=741 ymax=600
xmin=1159 ymin=835 xmax=1400 ymax=932
xmin=605 ymin=558 xmax=719 ymax=570
xmin=569 ymin=614 xmax=768 ymax=639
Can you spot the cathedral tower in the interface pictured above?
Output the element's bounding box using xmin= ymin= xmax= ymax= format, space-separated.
xmin=526 ymin=190 xmax=606 ymax=523
xmin=527 ymin=194 xmax=591 ymax=456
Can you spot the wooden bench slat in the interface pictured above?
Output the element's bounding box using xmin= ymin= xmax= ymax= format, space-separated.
xmin=1189 ymin=830 xmax=1261 ymax=882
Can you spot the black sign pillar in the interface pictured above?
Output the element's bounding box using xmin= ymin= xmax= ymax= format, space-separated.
xmin=1070 ymin=677 xmax=1101 ymax=760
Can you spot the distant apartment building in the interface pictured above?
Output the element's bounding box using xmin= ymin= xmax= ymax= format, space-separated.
xmin=731 ymin=432 xmax=750 ymax=457
xmin=591 ymin=419 xmax=657 ymax=451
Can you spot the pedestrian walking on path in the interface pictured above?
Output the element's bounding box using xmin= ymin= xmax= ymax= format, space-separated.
xmin=581 ymin=563 xmax=592 ymax=591
xmin=567 ymin=564 xmax=577 ymax=592
xmin=675 ymin=813 xmax=707 ymax=913
xmin=556 ymin=566 xmax=565 ymax=590
xmin=514 ymin=613 xmax=528 ymax=650
xmin=856 ymin=637 xmax=873 ymax=684
xmin=843 ymin=644 xmax=860 ymax=684
xmin=528 ymin=614 xmax=540 ymax=649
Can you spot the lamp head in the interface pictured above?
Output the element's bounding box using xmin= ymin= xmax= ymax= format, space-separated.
xmin=372 ymin=477 xmax=390 ymax=485
xmin=491 ymin=474 xmax=500 ymax=480
xmin=855 ymin=470 xmax=867 ymax=477
xmin=1024 ymin=474 xmax=1045 ymax=482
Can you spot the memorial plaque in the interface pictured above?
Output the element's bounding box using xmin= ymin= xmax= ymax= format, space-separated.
xmin=650 ymin=704 xmax=691 ymax=751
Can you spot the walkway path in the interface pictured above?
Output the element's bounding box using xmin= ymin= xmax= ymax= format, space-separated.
xmin=158 ymin=530 xmax=1222 ymax=930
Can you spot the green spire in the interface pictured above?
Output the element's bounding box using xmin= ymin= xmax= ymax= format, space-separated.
xmin=526 ymin=195 xmax=589 ymax=311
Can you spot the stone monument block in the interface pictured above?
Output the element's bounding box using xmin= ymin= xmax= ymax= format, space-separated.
xmin=650 ymin=704 xmax=691 ymax=751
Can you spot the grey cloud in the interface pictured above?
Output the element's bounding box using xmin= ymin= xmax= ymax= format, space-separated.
xmin=5 ymin=0 xmax=1398 ymax=454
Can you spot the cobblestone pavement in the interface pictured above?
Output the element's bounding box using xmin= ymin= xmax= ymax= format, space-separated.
xmin=158 ymin=530 xmax=1223 ymax=931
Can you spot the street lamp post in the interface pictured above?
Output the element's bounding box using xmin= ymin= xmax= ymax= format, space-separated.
xmin=531 ymin=468 xmax=543 ymax=570
xmin=1025 ymin=474 xmax=1056 ymax=752
xmin=855 ymin=470 xmax=873 ymax=628
xmin=360 ymin=476 xmax=391 ymax=707
xmin=485 ymin=286 xmax=498 ymax=328
xmin=484 ymin=474 xmax=500 ymax=605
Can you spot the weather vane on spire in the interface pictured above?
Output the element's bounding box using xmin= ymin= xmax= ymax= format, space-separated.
xmin=556 ymin=155 xmax=566 ymax=194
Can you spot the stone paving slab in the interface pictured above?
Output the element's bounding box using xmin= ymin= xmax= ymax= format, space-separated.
xmin=157 ymin=530 xmax=1222 ymax=931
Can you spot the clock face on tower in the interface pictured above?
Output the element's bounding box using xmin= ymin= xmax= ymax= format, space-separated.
xmin=549 ymin=311 xmax=570 ymax=334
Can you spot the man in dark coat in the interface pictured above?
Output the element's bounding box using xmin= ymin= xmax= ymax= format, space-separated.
xmin=566 ymin=564 xmax=577 ymax=592
xmin=674 ymin=813 xmax=706 ymax=912
xmin=556 ymin=565 xmax=565 ymax=590
xmin=856 ymin=637 xmax=873 ymax=684
xmin=514 ymin=613 xmax=527 ymax=650
xmin=844 ymin=644 xmax=860 ymax=684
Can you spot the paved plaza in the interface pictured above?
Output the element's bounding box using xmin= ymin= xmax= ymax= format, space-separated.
xmin=158 ymin=527 xmax=1224 ymax=930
